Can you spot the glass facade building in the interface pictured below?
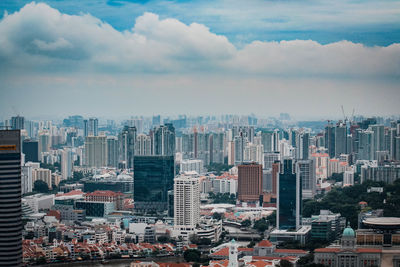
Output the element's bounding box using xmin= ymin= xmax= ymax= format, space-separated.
xmin=277 ymin=158 xmax=302 ymax=230
xmin=133 ymin=156 xmax=175 ymax=214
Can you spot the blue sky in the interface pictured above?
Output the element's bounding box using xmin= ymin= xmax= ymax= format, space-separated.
xmin=0 ymin=1 xmax=399 ymax=119
xmin=1 ymin=0 xmax=399 ymax=46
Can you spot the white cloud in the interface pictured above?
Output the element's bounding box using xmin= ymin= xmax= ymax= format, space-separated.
xmin=0 ymin=2 xmax=399 ymax=79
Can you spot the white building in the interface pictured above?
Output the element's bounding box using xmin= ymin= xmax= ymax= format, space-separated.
xmin=32 ymin=168 xmax=53 ymax=189
xmin=180 ymin=159 xmax=204 ymax=174
xmin=23 ymin=193 xmax=55 ymax=213
xmin=344 ymin=169 xmax=355 ymax=186
xmin=173 ymin=173 xmax=200 ymax=239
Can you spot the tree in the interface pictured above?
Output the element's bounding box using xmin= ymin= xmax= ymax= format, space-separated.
xmin=266 ymin=211 xmax=277 ymax=227
xmin=212 ymin=212 xmax=223 ymax=220
xmin=253 ymin=219 xmax=268 ymax=232
xmin=183 ymin=249 xmax=201 ymax=262
xmin=33 ymin=180 xmax=49 ymax=193
xmin=247 ymin=241 xmax=256 ymax=248
xmin=241 ymin=219 xmax=251 ymax=228
xmin=279 ymin=259 xmax=293 ymax=267
xmin=157 ymin=235 xmax=170 ymax=243
xmin=72 ymin=171 xmax=84 ymax=181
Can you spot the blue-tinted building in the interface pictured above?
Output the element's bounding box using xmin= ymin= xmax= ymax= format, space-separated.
xmin=277 ymin=158 xmax=302 ymax=230
xmin=133 ymin=156 xmax=175 ymax=214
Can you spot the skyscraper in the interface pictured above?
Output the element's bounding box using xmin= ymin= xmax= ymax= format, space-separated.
xmin=119 ymin=126 xmax=136 ymax=169
xmin=238 ymin=163 xmax=262 ymax=203
xmin=277 ymin=158 xmax=302 ymax=230
xmin=84 ymin=136 xmax=107 ymax=168
xmin=173 ymin=174 xmax=200 ymax=231
xmin=133 ymin=156 xmax=175 ymax=214
xmin=22 ymin=139 xmax=39 ymax=162
xmin=60 ymin=147 xmax=73 ymax=180
xmin=325 ymin=123 xmax=335 ymax=158
xmin=0 ymin=130 xmax=22 ymax=266
xmin=335 ymin=123 xmax=347 ymax=157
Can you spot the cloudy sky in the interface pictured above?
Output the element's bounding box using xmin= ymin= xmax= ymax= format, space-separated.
xmin=0 ymin=0 xmax=399 ymax=120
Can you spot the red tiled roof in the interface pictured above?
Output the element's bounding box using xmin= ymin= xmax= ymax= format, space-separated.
xmin=256 ymin=240 xmax=273 ymax=247
xmin=275 ymin=249 xmax=308 ymax=254
xmin=211 ymin=247 xmax=229 ymax=256
xmin=356 ymin=248 xmax=381 ymax=253
xmin=314 ymin=248 xmax=340 ymax=253
xmin=85 ymin=190 xmax=124 ymax=197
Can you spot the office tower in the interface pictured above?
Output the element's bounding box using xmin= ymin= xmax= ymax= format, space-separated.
xmin=152 ymin=124 xmax=175 ymax=156
xmin=135 ymin=134 xmax=152 ymax=156
xmin=152 ymin=115 xmax=161 ymax=127
xmin=107 ymin=136 xmax=119 ymax=168
xmin=22 ymin=139 xmax=39 ymax=162
xmin=119 ymin=126 xmax=136 ymax=169
xmin=335 ymin=123 xmax=347 ymax=157
xmin=0 ymin=130 xmax=22 ymax=266
xmin=370 ymin=124 xmax=385 ymax=159
xmin=238 ymin=163 xmax=262 ymax=202
xmin=173 ymin=174 xmax=200 ymax=231
xmin=60 ymin=148 xmax=73 ymax=180
xmin=133 ymin=156 xmax=175 ymax=213
xmin=11 ymin=116 xmax=24 ymax=130
xmin=261 ymin=131 xmax=274 ymax=153
xmin=84 ymin=117 xmax=98 ymax=137
xmin=32 ymin=168 xmax=53 ymax=189
xmin=84 ymin=136 xmax=107 ymax=168
xmin=325 ymin=123 xmax=335 ymax=158
xmin=277 ymin=158 xmax=302 ymax=230
xmin=296 ymin=159 xmax=316 ymax=199
xmin=210 ymin=132 xmax=224 ymax=164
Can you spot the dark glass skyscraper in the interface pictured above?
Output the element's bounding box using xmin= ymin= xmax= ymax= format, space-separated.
xmin=133 ymin=156 xmax=175 ymax=214
xmin=277 ymin=158 xmax=302 ymax=230
xmin=22 ymin=139 xmax=39 ymax=162
xmin=0 ymin=130 xmax=22 ymax=266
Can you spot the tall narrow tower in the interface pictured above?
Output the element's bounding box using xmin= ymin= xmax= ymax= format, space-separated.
xmin=228 ymin=239 xmax=238 ymax=267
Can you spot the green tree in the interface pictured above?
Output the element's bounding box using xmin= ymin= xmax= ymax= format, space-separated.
xmin=212 ymin=212 xmax=223 ymax=220
xmin=33 ymin=180 xmax=49 ymax=193
xmin=241 ymin=219 xmax=251 ymax=228
xmin=253 ymin=219 xmax=268 ymax=232
xmin=183 ymin=249 xmax=201 ymax=262
xmin=279 ymin=259 xmax=293 ymax=267
xmin=266 ymin=211 xmax=277 ymax=227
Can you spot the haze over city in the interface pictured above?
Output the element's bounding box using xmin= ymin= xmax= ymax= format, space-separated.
xmin=0 ymin=1 xmax=399 ymax=119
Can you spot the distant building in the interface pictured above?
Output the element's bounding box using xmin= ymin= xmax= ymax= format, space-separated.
xmin=180 ymin=159 xmax=204 ymax=174
xmin=11 ymin=116 xmax=24 ymax=130
xmin=84 ymin=135 xmax=107 ymax=168
xmin=107 ymin=136 xmax=119 ymax=168
xmin=83 ymin=117 xmax=98 ymax=137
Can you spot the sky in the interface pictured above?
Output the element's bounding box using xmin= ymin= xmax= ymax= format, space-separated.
xmin=0 ymin=0 xmax=399 ymax=120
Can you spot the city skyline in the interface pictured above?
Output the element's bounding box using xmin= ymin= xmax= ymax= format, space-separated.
xmin=0 ymin=1 xmax=399 ymax=119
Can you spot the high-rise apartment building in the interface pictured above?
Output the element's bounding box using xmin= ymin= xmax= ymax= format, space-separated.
xmin=152 ymin=124 xmax=175 ymax=156
xmin=296 ymin=159 xmax=316 ymax=199
xmin=173 ymin=174 xmax=200 ymax=231
xmin=60 ymin=147 xmax=73 ymax=180
xmin=335 ymin=123 xmax=347 ymax=158
xmin=133 ymin=156 xmax=175 ymax=214
xmin=107 ymin=136 xmax=119 ymax=168
xmin=0 ymin=130 xmax=22 ymax=266
xmin=84 ymin=117 xmax=98 ymax=137
xmin=325 ymin=123 xmax=335 ymax=159
xmin=238 ymin=163 xmax=262 ymax=203
xmin=277 ymin=158 xmax=302 ymax=230
xmin=135 ymin=134 xmax=152 ymax=156
xmin=84 ymin=136 xmax=107 ymax=168
xmin=11 ymin=116 xmax=24 ymax=130
xmin=119 ymin=126 xmax=136 ymax=169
